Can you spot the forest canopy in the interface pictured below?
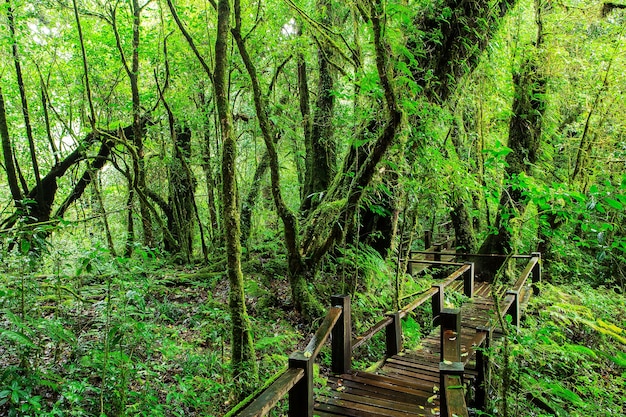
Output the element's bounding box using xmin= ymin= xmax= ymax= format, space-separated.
xmin=0 ymin=0 xmax=625 ymax=415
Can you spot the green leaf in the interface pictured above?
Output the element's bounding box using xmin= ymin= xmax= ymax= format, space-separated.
xmin=0 ymin=329 xmax=37 ymax=349
xmin=565 ymin=343 xmax=597 ymax=358
xmin=546 ymin=382 xmax=583 ymax=406
xmin=20 ymin=239 xmax=30 ymax=254
xmin=604 ymin=197 xmax=623 ymax=210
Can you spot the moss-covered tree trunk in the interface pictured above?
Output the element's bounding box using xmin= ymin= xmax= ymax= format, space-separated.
xmin=344 ymin=0 xmax=518 ymax=259
xmin=478 ymin=50 xmax=547 ymax=277
xmin=198 ymin=88 xmax=221 ymax=244
xmin=232 ymin=0 xmax=322 ymax=320
xmin=240 ymin=150 xmax=270 ymax=248
xmin=167 ymin=126 xmax=196 ymax=263
xmin=301 ymin=0 xmax=336 ymax=212
xmin=215 ymin=0 xmax=257 ymax=397
xmin=447 ymin=117 xmax=478 ymax=253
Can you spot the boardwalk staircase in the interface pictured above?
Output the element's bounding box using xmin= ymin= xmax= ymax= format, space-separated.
xmin=234 ymin=251 xmax=541 ymax=417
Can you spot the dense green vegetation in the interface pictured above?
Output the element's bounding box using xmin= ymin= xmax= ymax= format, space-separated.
xmin=1 ymin=0 xmax=625 ymax=415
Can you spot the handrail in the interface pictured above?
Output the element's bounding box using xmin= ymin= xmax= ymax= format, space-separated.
xmin=411 ymin=250 xmax=535 ymax=259
xmin=439 ymin=263 xmax=471 ymax=287
xmin=234 ymin=252 xmax=540 ymax=417
xmin=511 ymin=254 xmax=539 ymax=292
xmin=235 ymin=295 xmax=350 ymax=417
xmin=236 ymin=368 xmax=304 ymax=417
xmin=352 ymin=262 xmax=474 ymax=351
xmin=502 ymin=253 xmax=541 ymax=327
xmin=352 ymin=316 xmax=393 ymax=350
xmin=439 ymin=309 xmax=469 ymax=417
xmin=398 ymin=286 xmax=439 ymax=316
xmin=303 ymin=306 xmax=342 ymax=358
xmin=406 ymin=259 xmax=466 ymax=266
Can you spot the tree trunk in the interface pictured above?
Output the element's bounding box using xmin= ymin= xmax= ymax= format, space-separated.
xmin=198 ymin=89 xmax=220 ymax=243
xmin=232 ymin=0 xmax=323 ymax=320
xmin=411 ymin=0 xmax=517 ymax=104
xmin=216 ymin=0 xmax=257 ymax=398
xmin=448 ymin=117 xmax=478 ymax=253
xmin=112 ymin=1 xmax=153 ymax=250
xmin=0 ymin=87 xmax=23 ymax=207
xmin=240 ymin=150 xmax=270 ymax=248
xmin=301 ymin=0 xmax=337 ymax=212
xmin=478 ymin=54 xmax=546 ymax=277
xmin=6 ymin=0 xmax=43 ymax=209
xmin=167 ymin=126 xmax=196 ymax=263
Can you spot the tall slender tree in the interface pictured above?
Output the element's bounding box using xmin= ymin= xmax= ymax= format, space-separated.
xmin=216 ymin=0 xmax=258 ymax=397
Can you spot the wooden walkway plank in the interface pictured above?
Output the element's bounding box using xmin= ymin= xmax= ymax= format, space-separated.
xmin=316 ymin=392 xmax=428 ymax=415
xmin=326 ymin=376 xmax=429 ymax=405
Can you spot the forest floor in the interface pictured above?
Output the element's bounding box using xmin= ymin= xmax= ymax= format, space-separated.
xmin=1 ymin=254 xmax=625 ymax=416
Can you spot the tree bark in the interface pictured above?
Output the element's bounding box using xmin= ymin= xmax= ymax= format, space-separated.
xmin=0 ymin=87 xmax=23 ymax=207
xmin=411 ymin=0 xmax=517 ymax=103
xmin=215 ymin=0 xmax=257 ymax=397
xmin=301 ymin=0 xmax=337 ymax=212
xmin=478 ymin=54 xmax=546 ymax=277
xmin=112 ymin=1 xmax=153 ymax=250
xmin=0 ymin=121 xmax=147 ymax=236
xmin=167 ymin=126 xmax=196 ymax=263
xmin=233 ymin=0 xmax=322 ymax=320
xmin=6 ymin=0 xmax=43 ymax=208
xmin=198 ymin=89 xmax=220 ymax=243
xmin=240 ymin=150 xmax=270 ymax=247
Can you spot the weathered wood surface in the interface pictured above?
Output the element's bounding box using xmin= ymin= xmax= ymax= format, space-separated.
xmin=237 ymin=254 xmax=538 ymax=417
xmin=237 ymin=368 xmax=304 ymax=417
xmin=315 ymin=281 xmax=526 ymax=416
xmin=304 ymin=306 xmax=342 ymax=359
xmin=443 ymin=375 xmax=469 ymax=417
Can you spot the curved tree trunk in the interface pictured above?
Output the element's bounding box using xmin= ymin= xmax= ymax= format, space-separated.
xmin=240 ymin=150 xmax=270 ymax=248
xmin=198 ymin=89 xmax=220 ymax=243
xmin=232 ymin=0 xmax=322 ymax=320
xmin=339 ymin=0 xmax=519 ymax=260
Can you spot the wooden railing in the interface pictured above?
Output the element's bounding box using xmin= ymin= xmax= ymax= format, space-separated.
xmin=440 ymin=308 xmax=468 ymax=417
xmin=235 ymin=253 xmax=541 ymax=417
xmin=235 ymin=261 xmax=473 ymax=417
xmin=424 ymin=221 xmax=455 ymax=250
xmin=236 ymin=295 xmax=351 ymax=417
xmin=502 ymin=252 xmax=541 ymax=327
xmin=352 ymin=261 xmax=475 ymax=356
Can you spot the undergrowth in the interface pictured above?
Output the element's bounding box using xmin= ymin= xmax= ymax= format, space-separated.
xmin=484 ymin=282 xmax=626 ymax=416
xmin=0 ymin=246 xmax=298 ymax=417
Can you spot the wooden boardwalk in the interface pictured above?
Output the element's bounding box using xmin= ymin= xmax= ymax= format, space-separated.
xmin=235 ymin=253 xmax=541 ymax=417
xmin=315 ymin=282 xmax=508 ymax=417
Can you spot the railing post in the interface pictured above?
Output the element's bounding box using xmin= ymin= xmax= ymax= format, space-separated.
xmin=506 ymin=290 xmax=520 ymax=327
xmin=425 ymin=230 xmax=432 ymax=249
xmin=331 ymin=295 xmax=351 ymax=374
xmin=440 ymin=308 xmax=461 ymax=362
xmin=288 ymin=352 xmax=313 ymax=417
xmin=431 ymin=284 xmax=444 ymax=327
xmin=474 ymin=326 xmax=492 ymax=409
xmin=385 ymin=311 xmax=402 ymax=357
xmin=439 ymin=308 xmax=464 ymax=417
xmin=531 ymin=252 xmax=541 ymax=295
xmin=463 ymin=262 xmax=474 ymax=298
xmin=434 ymin=243 xmax=442 ymax=261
